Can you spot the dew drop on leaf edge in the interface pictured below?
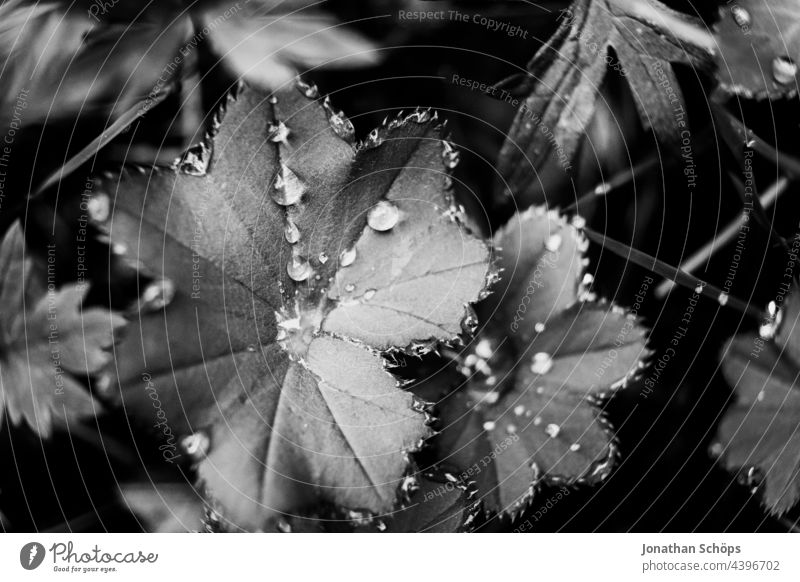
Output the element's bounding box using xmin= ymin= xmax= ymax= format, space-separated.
xmin=367 ymin=200 xmax=400 ymax=232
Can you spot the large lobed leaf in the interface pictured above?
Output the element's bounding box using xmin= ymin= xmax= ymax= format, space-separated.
xmin=0 ymin=223 xmax=124 ymax=437
xmin=418 ymin=208 xmax=649 ymax=517
xmin=716 ymin=287 xmax=800 ymax=515
xmin=92 ymin=81 xmax=491 ymax=530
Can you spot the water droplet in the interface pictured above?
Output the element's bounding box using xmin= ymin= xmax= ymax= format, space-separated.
xmin=141 ymin=278 xmax=176 ymax=311
xmin=483 ymin=391 xmax=499 ymax=405
xmin=367 ymin=200 xmax=400 ymax=232
xmin=545 ymin=423 xmax=561 ymax=438
xmin=569 ymin=443 xmax=581 ymax=452
xmin=339 ymin=247 xmax=357 ymax=267
xmin=772 ymin=56 xmax=797 ymax=85
xmin=268 ymin=121 xmax=291 ymax=144
xmin=534 ymin=322 xmax=546 ymax=333
xmin=757 ymin=390 xmax=765 ymax=402
xmin=271 ymin=164 xmax=306 ymax=206
xmin=246 ymin=344 xmax=257 ymax=353
xmin=545 ymin=233 xmax=562 ymax=252
xmin=94 ymin=374 xmax=112 ymax=395
xmin=461 ymin=305 xmax=479 ymax=335
xmin=535 ymin=386 xmax=545 ymax=395
xmin=181 ymin=431 xmax=210 ymax=459
xmin=730 ymin=6 xmax=751 ymax=28
xmin=530 ymin=352 xmax=554 ymax=375
xmin=363 ymin=289 xmax=376 ymax=300
xmin=364 ymin=128 xmax=384 ymax=148
xmin=400 ymin=474 xmax=419 ymax=496
xmin=276 ymin=518 xmax=292 ymax=533
xmin=514 ymin=405 xmax=525 ymax=416
xmin=482 ymin=420 xmax=496 ymax=432
xmin=709 ymin=442 xmax=724 ymax=458
xmin=325 ymin=102 xmax=355 ymax=142
xmin=284 ymin=220 xmax=300 ymax=244
xmin=442 ymin=142 xmax=460 ymax=169
xmin=287 ymin=256 xmax=312 ymax=282
xmin=694 ymin=283 xmax=705 ymax=295
xmin=296 ymin=78 xmax=319 ymax=99
xmin=268 ymin=95 xmax=278 ymax=105
xmin=533 ymin=416 xmax=542 ymax=426
xmin=318 ymin=252 xmax=328 ymax=264
xmin=717 ymin=292 xmax=729 ymax=307
xmin=87 ymin=193 xmax=110 ymax=222
xmin=506 ymin=424 xmax=517 ymax=435
xmin=582 ymin=273 xmax=594 ymax=286
xmin=759 ymin=301 xmax=781 ymax=340
xmin=572 ymin=215 xmax=587 ymax=229
xmin=475 ymin=339 xmax=493 ymax=359
xmin=344 ymin=283 xmax=356 ymax=293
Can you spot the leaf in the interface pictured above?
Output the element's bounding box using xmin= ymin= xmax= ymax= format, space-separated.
xmin=93 ymin=81 xmax=491 ymax=530
xmin=120 ymin=482 xmax=206 ymax=533
xmin=0 ymin=223 xmax=125 ymax=437
xmin=713 ymin=1 xmax=800 ymax=100
xmin=421 ymin=208 xmax=649 ymax=517
xmin=496 ymin=0 xmax=713 ymax=198
xmin=716 ymin=287 xmax=800 ymax=515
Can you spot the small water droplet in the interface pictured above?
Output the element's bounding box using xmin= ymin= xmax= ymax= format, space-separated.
xmin=717 ymin=292 xmax=729 ymax=306
xmin=514 ymin=405 xmax=525 ymax=416
xmin=709 ymin=442 xmax=724 ymax=458
xmin=545 ymin=233 xmax=563 ymax=252
xmin=572 ymin=215 xmax=587 ymax=229
xmin=475 ymin=339 xmax=493 ymax=359
xmin=534 ymin=322 xmax=546 ymax=333
xmin=530 ymin=352 xmax=554 ymax=375
xmin=694 ymin=283 xmax=705 ymax=295
xmin=296 ymin=78 xmax=319 ymax=99
xmin=442 ymin=142 xmax=460 ymax=169
xmin=141 ymin=278 xmax=176 ymax=311
xmin=569 ymin=442 xmax=581 ymax=452
xmin=284 ymin=220 xmax=301 ymax=244
xmin=87 ymin=193 xmax=110 ymax=222
xmin=268 ymin=121 xmax=290 ymax=144
xmin=344 ymin=283 xmax=356 ymax=293
xmin=482 ymin=420 xmax=496 ymax=432
xmin=582 ymin=273 xmax=594 ymax=286
xmin=773 ymin=56 xmax=798 ymax=86
xmin=318 ymin=252 xmax=329 ymax=264
xmin=535 ymin=386 xmax=545 ymax=395
xmin=363 ymin=289 xmax=376 ymax=300
xmin=461 ymin=305 xmax=479 ymax=335
xmin=276 ymin=518 xmax=292 ymax=533
xmin=271 ymin=164 xmax=306 ymax=206
xmin=339 ymin=247 xmax=357 ymax=267
xmin=483 ymin=391 xmax=499 ymax=404
xmin=533 ymin=416 xmax=542 ymax=426
xmin=730 ymin=5 xmax=751 ymax=28
xmin=759 ymin=301 xmax=781 ymax=340
xmin=246 ymin=344 xmax=257 ymax=353
xmin=367 ymin=200 xmax=400 ymax=232
xmin=181 ymin=431 xmax=210 ymax=459
xmin=545 ymin=423 xmax=561 ymax=438
xmin=506 ymin=424 xmax=517 ymax=435
xmin=287 ymin=256 xmax=312 ymax=282
xmin=268 ymin=95 xmax=278 ymax=105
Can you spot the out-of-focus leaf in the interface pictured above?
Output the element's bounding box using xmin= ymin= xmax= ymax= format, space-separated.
xmin=420 ymin=208 xmax=649 ymax=517
xmin=716 ymin=287 xmax=800 ymax=515
xmin=0 ymin=223 xmax=125 ymax=437
xmin=714 ymin=1 xmax=800 ymax=100
xmin=92 ymin=82 xmax=490 ymax=530
xmin=120 ymin=482 xmax=206 ymax=533
xmin=496 ymin=0 xmax=713 ymax=200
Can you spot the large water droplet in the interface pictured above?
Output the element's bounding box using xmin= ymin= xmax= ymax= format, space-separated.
xmin=284 ymin=220 xmax=300 ymax=244
xmin=773 ymin=55 xmax=798 ymax=85
xmin=271 ymin=164 xmax=306 ymax=206
xmin=730 ymin=6 xmax=751 ymax=28
xmin=530 ymin=352 xmax=554 ymax=375
xmin=181 ymin=431 xmax=210 ymax=460
xmin=141 ymin=278 xmax=176 ymax=311
xmin=544 ymin=423 xmax=561 ymax=438
xmin=534 ymin=322 xmax=546 ymax=333
xmin=268 ymin=121 xmax=291 ymax=144
xmin=322 ymin=97 xmax=355 ymax=142
xmin=339 ymin=247 xmax=357 ymax=267
xmin=287 ymin=256 xmax=312 ymax=282
xmin=569 ymin=442 xmax=581 ymax=452
xmin=475 ymin=339 xmax=493 ymax=359
xmin=87 ymin=193 xmax=110 ymax=222
xmin=482 ymin=420 xmax=496 ymax=432
xmin=367 ymin=200 xmax=399 ymax=231
xmin=514 ymin=405 xmax=525 ymax=416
